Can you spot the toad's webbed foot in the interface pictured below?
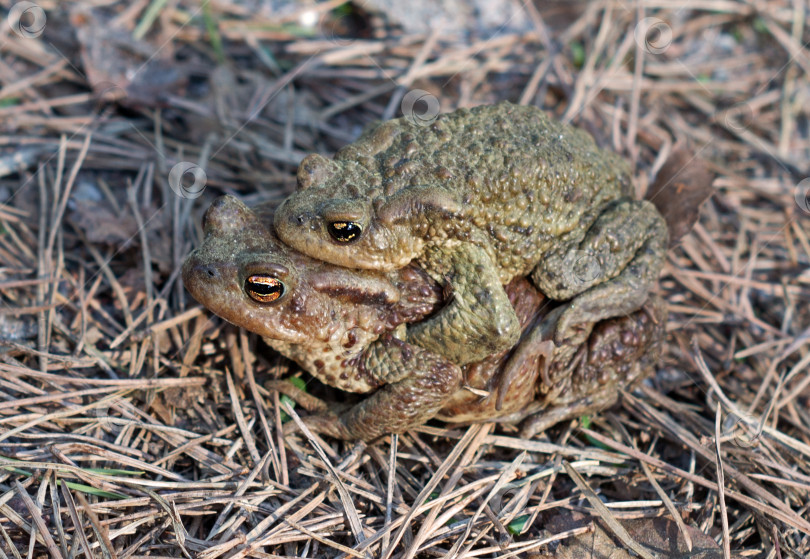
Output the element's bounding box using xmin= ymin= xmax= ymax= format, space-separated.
xmin=407 ymin=242 xmax=520 ymax=366
xmin=282 ymin=411 xmax=353 ymax=440
xmin=492 ymin=306 xmax=559 ymax=412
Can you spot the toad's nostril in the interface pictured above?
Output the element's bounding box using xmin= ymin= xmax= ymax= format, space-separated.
xmin=296 ymin=215 xmax=306 ymax=225
xmin=195 ymin=264 xmax=218 ymax=279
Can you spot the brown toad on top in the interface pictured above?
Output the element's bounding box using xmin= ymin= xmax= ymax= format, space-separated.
xmin=183 ymin=195 xmax=664 ymax=440
xmin=274 ymin=101 xmax=669 ymax=369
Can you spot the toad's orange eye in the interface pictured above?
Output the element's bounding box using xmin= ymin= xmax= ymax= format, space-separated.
xmin=245 ymin=275 xmax=285 ymax=303
xmin=327 ymin=221 xmax=362 ymax=243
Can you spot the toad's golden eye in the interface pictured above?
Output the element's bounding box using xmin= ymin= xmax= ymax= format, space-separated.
xmin=327 ymin=221 xmax=362 ymax=243
xmin=245 ymin=275 xmax=285 ymax=303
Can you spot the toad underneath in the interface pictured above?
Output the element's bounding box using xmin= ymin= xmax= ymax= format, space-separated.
xmin=274 ymin=101 xmax=669 ymax=369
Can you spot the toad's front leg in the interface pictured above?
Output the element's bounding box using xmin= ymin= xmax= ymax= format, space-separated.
xmin=406 ymin=242 xmax=521 ymax=366
xmin=295 ymin=336 xmax=463 ymax=441
xmin=531 ymin=199 xmax=668 ymax=345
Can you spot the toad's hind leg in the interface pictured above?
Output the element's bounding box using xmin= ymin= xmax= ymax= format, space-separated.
xmin=530 ymin=199 xmax=668 ymax=345
xmin=406 ymin=242 xmax=521 ymax=366
xmin=296 ymin=336 xmax=463 ymax=441
xmin=519 ymin=296 xmax=665 ymax=438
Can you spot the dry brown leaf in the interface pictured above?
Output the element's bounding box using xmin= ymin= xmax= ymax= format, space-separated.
xmin=544 ymin=511 xmax=725 ymax=559
xmin=645 ymin=147 xmax=715 ymax=248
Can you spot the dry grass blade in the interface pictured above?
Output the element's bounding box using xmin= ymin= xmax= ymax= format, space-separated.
xmin=400 ymin=423 xmax=494 ymax=558
xmin=561 ymin=461 xmax=656 ymax=559
xmin=581 ymin=428 xmax=810 ymax=532
xmin=637 ymin=457 xmax=694 ymax=551
xmin=73 ymin=489 xmax=119 ymax=559
xmin=0 ymin=524 xmax=22 ymax=559
xmin=205 ymin=451 xmax=271 ymax=540
xmin=283 ymin=517 xmax=367 ymax=558
xmin=282 ymin=403 xmax=369 ymax=548
xmin=714 ymin=408 xmax=732 ymax=559
xmin=58 ymin=481 xmax=94 ymax=559
xmin=613 ymin=417 xmax=694 ymax=552
xmin=382 ymin=433 xmax=397 ymax=552
xmin=382 ymin=425 xmax=484 ymax=559
xmin=224 ymin=367 xmax=261 ymax=465
xmin=12 ymin=480 xmax=62 ymax=559
xmin=445 ymin=451 xmax=528 ymax=558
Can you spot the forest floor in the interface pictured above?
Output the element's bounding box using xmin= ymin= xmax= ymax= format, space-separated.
xmin=0 ymin=1 xmax=809 ymax=557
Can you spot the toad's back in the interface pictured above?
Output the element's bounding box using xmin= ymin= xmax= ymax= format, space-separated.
xmin=336 ymin=102 xmax=634 ymax=279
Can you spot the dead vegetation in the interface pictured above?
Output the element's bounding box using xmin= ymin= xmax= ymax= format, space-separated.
xmin=0 ymin=0 xmax=808 ymax=557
